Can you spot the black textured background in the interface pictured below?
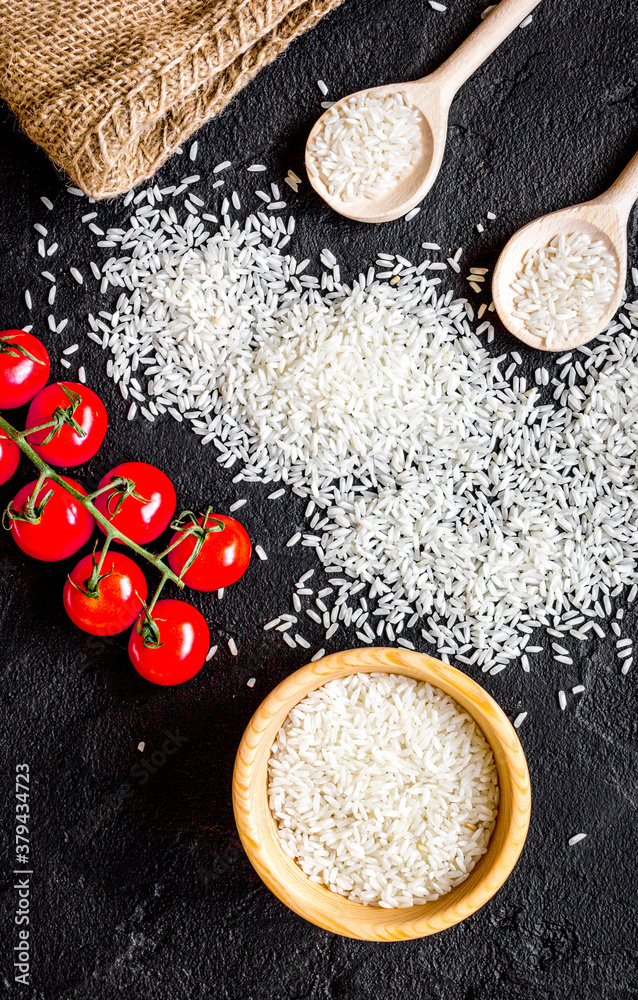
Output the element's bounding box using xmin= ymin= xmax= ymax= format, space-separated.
xmin=1 ymin=1 xmax=638 ymax=997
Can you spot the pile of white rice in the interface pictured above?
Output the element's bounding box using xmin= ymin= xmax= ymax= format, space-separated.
xmin=78 ymin=179 xmax=638 ymax=675
xmin=268 ymin=672 xmax=498 ymax=907
xmin=306 ymin=91 xmax=422 ymax=201
xmin=513 ymin=232 xmax=617 ymax=347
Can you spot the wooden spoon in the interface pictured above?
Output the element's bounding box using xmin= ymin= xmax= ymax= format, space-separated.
xmin=305 ymin=0 xmax=542 ymax=224
xmin=492 ymin=150 xmax=638 ymax=351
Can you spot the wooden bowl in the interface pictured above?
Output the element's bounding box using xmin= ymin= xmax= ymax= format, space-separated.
xmin=233 ymin=647 xmax=531 ymax=941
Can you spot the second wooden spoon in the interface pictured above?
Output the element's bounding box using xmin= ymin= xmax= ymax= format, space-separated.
xmin=492 ymin=150 xmax=638 ymax=351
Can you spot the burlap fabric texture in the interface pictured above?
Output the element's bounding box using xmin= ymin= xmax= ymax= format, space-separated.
xmin=0 ymin=0 xmax=343 ymax=199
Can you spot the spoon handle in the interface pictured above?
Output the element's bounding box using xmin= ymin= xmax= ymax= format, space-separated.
xmin=595 ymin=150 xmax=638 ymax=218
xmin=430 ymin=0 xmax=543 ymax=98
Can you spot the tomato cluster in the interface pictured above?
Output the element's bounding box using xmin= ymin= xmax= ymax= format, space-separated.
xmin=0 ymin=329 xmax=251 ymax=685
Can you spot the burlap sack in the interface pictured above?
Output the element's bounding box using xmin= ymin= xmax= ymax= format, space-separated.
xmin=0 ymin=0 xmax=343 ymax=199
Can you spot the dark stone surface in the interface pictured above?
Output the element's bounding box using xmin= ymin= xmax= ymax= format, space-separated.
xmin=1 ymin=0 xmax=638 ymax=996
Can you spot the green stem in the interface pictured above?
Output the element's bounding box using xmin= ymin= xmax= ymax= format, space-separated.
xmin=18 ymin=419 xmax=56 ymax=441
xmin=0 ymin=413 xmax=184 ymax=591
xmin=24 ymin=469 xmax=48 ymax=521
xmin=95 ymin=532 xmax=113 ymax=578
xmin=147 ymin=572 xmax=170 ymax=614
xmin=158 ymin=525 xmax=197 ymax=560
xmin=85 ymin=478 xmax=129 ymax=503
xmin=82 ymin=533 xmax=114 ymax=596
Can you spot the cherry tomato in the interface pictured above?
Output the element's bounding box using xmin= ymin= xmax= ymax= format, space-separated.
xmin=0 ymin=330 xmax=50 ymax=409
xmin=63 ymin=550 xmax=148 ymax=636
xmin=25 ymin=382 xmax=107 ymax=467
xmin=167 ymin=512 xmax=251 ymax=591
xmin=7 ymin=475 xmax=95 ymax=561
xmin=0 ymin=430 xmax=20 ymax=485
xmin=93 ymin=462 xmax=177 ymax=544
xmin=128 ymin=599 xmax=209 ymax=685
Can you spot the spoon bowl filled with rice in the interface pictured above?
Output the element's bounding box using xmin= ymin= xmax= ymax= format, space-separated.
xmin=305 ymin=86 xmax=438 ymax=224
xmin=492 ymin=212 xmax=624 ymax=351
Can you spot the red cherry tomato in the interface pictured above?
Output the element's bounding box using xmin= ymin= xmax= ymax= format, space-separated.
xmin=0 ymin=330 xmax=50 ymax=408
xmin=0 ymin=430 xmax=20 ymax=485
xmin=128 ymin=599 xmax=209 ymax=685
xmin=7 ymin=475 xmax=94 ymax=561
xmin=63 ymin=550 xmax=148 ymax=636
xmin=25 ymin=382 xmax=107 ymax=467
xmin=167 ymin=512 xmax=251 ymax=591
xmin=93 ymin=462 xmax=177 ymax=544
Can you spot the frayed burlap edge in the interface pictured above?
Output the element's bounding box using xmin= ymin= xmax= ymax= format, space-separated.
xmin=3 ymin=0 xmax=344 ymax=199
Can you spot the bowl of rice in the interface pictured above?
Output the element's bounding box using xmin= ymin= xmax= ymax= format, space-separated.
xmin=233 ymin=647 xmax=531 ymax=940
